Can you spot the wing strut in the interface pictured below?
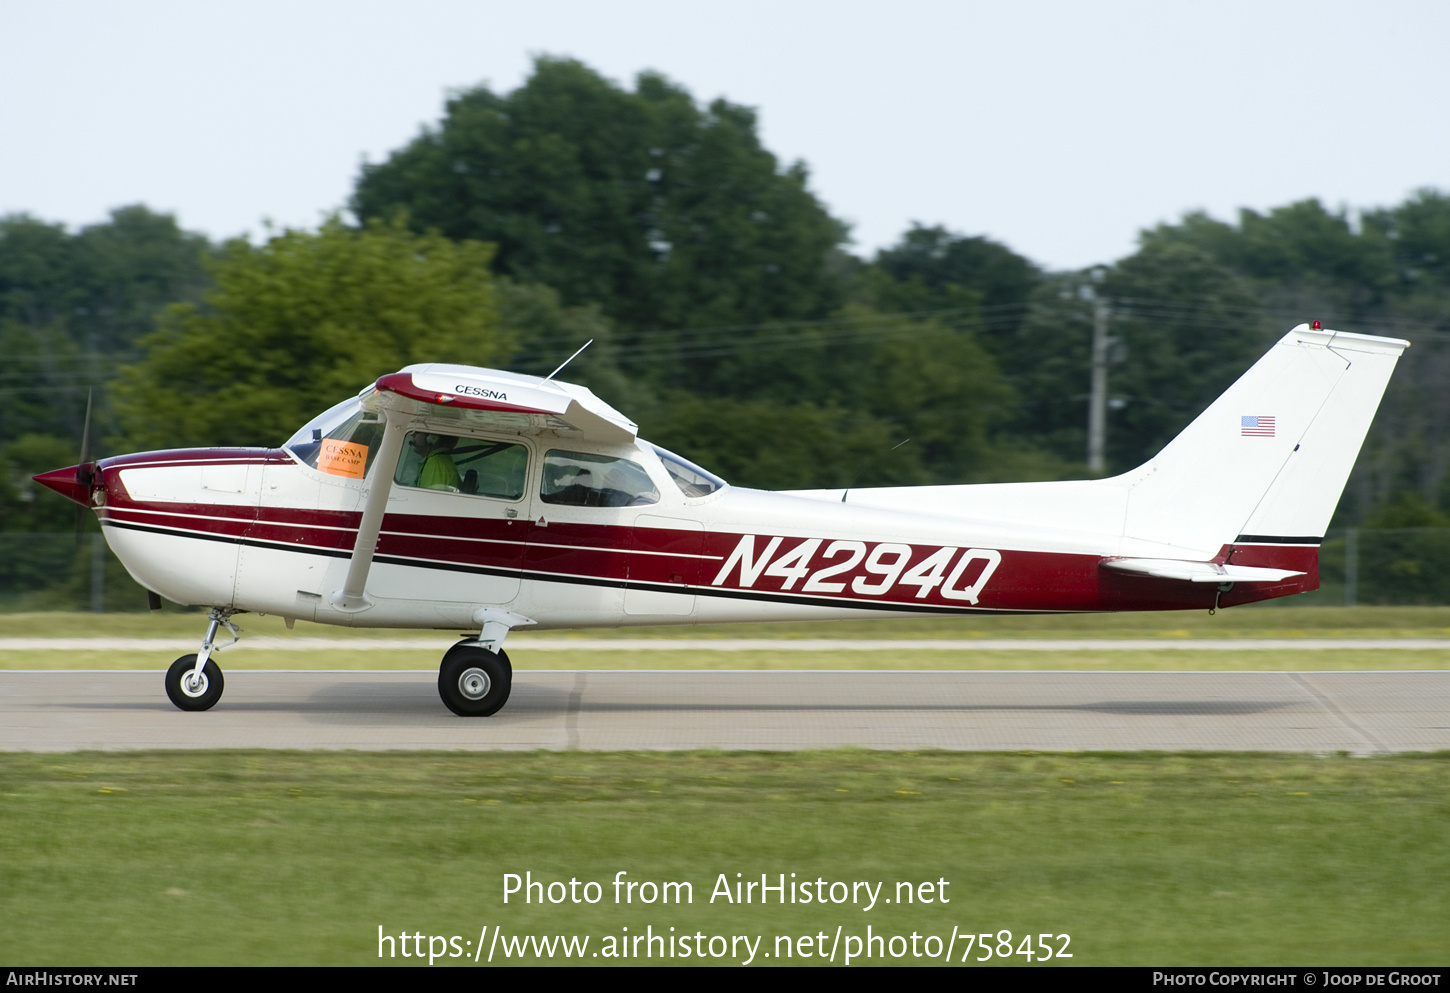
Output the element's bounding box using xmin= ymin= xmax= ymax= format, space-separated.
xmin=330 ymin=413 xmax=409 ymax=612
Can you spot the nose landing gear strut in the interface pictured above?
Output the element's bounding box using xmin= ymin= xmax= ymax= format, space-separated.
xmin=164 ymin=608 xmax=239 ymax=712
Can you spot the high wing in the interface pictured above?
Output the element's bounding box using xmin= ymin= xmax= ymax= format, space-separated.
xmin=371 ymin=364 xmax=638 ymax=444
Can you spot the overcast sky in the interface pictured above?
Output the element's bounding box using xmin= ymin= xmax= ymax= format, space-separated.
xmin=3 ymin=0 xmax=1447 ymax=271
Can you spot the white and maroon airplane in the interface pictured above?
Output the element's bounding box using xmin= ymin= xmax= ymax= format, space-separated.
xmin=36 ymin=324 xmax=1408 ymax=716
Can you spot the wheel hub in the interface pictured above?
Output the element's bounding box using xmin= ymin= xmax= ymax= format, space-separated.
xmin=458 ymin=667 xmax=490 ymax=700
xmin=181 ymin=670 xmax=209 ymax=697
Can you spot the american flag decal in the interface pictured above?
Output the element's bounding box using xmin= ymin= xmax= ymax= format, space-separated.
xmin=1241 ymin=415 xmax=1276 ymax=437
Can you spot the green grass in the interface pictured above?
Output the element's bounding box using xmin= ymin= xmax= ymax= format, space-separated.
xmin=1 ymin=750 xmax=1446 ymax=966
xmin=5 ymin=605 xmax=1450 ymax=639
xmin=3 ymin=606 xmax=1450 ymax=671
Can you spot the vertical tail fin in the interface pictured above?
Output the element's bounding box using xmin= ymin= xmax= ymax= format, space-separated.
xmin=1120 ymin=324 xmax=1408 ymax=556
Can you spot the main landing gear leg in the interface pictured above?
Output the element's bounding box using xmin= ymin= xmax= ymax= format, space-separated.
xmin=164 ymin=607 xmax=239 ymax=712
xmin=437 ymin=608 xmax=533 ymax=717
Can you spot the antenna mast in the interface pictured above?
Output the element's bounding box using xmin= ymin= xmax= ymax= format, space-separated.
xmin=543 ymin=339 xmax=594 ymax=383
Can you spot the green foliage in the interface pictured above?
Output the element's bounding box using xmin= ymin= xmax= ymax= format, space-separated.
xmin=493 ymin=279 xmax=633 ymax=404
xmin=640 ymin=394 xmax=915 ymax=490
xmin=0 ymin=318 xmax=100 ymax=444
xmin=1368 ymin=188 xmax=1450 ymax=288
xmin=862 ymin=223 xmax=1041 ymax=333
xmin=1364 ymin=491 xmax=1450 ymax=529
xmin=634 ymin=308 xmax=1057 ymax=488
xmin=0 ymin=429 xmax=147 ymax=610
xmin=0 ymin=434 xmax=83 ymax=533
xmin=1358 ymin=530 xmax=1450 ymax=605
xmin=1320 ymin=502 xmax=1450 ymax=606
xmin=0 ymin=534 xmax=148 ymax=612
xmin=112 ymin=216 xmax=511 ymax=450
xmin=1099 ymin=242 xmax=1271 ymax=468
xmin=351 ymin=57 xmax=847 ymax=348
xmin=69 ymin=205 xmax=217 ymax=353
xmin=1007 ymin=243 xmax=1270 ymax=473
xmin=856 ymin=312 xmax=1034 ymax=483
xmin=1140 ymin=199 xmax=1397 ymax=311
xmin=1319 ymin=526 xmax=1450 ymax=606
xmin=0 ymin=215 xmax=76 ymax=328
xmin=0 ymin=207 xmax=212 ymax=449
xmin=1144 ymin=191 xmax=1450 ymax=307
xmin=0 ymin=206 xmax=212 ymax=355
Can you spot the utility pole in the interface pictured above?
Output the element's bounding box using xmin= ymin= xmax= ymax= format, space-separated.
xmin=1086 ymin=272 xmax=1111 ymax=475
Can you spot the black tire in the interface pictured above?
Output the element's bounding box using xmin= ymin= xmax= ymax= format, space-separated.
xmin=165 ymin=654 xmax=224 ymax=712
xmin=438 ymin=646 xmax=511 ymax=717
xmin=443 ymin=639 xmax=513 ymax=675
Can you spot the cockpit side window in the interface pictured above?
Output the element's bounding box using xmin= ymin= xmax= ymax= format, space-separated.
xmin=395 ymin=432 xmax=528 ymax=500
xmin=541 ymin=450 xmax=659 ymax=508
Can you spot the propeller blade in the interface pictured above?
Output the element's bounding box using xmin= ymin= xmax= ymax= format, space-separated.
xmin=77 ymin=388 xmax=93 ymax=480
xmin=74 ymin=388 xmax=94 ymax=547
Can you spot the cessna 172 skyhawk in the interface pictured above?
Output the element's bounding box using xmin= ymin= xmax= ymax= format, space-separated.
xmin=36 ymin=323 xmax=1408 ymax=717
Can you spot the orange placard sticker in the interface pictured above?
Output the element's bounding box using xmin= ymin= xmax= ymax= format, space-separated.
xmin=317 ymin=438 xmax=369 ymax=479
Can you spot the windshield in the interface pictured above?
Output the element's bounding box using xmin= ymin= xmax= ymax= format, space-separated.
xmin=652 ymin=445 xmax=727 ymax=498
xmin=284 ymin=399 xmax=385 ymax=479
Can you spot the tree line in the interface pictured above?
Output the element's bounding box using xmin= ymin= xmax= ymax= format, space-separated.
xmin=4 ymin=55 xmax=1450 ymax=543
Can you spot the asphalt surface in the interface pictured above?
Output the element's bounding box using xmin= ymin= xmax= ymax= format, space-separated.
xmin=3 ymin=669 xmax=1447 ymax=753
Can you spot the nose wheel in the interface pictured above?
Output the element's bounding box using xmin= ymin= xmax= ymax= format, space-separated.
xmin=165 ymin=654 xmax=224 ymax=711
xmin=438 ymin=643 xmax=512 ymax=716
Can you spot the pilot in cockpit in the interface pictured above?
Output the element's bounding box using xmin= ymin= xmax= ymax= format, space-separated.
xmin=412 ymin=433 xmax=462 ymax=490
xmin=546 ymin=465 xmax=595 ymax=505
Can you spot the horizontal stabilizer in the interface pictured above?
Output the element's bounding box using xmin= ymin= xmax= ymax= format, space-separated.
xmin=1101 ymin=558 xmax=1305 ymax=584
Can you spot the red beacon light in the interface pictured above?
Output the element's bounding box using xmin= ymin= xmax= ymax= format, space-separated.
xmin=1311 ymin=320 xmax=1322 ymax=329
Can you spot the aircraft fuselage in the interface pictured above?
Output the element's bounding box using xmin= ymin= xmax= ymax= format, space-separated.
xmin=90 ymin=442 xmax=1315 ymax=632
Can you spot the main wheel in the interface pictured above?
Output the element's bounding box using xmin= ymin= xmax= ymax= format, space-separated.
xmin=438 ymin=646 xmax=512 ymax=717
xmin=165 ymin=654 xmax=224 ymax=712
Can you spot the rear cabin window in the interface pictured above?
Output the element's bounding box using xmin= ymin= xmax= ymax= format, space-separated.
xmin=395 ymin=432 xmax=528 ymax=500
xmin=541 ymin=450 xmax=659 ymax=508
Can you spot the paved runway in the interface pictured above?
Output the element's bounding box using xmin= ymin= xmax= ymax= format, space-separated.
xmin=3 ymin=669 xmax=1447 ymax=753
